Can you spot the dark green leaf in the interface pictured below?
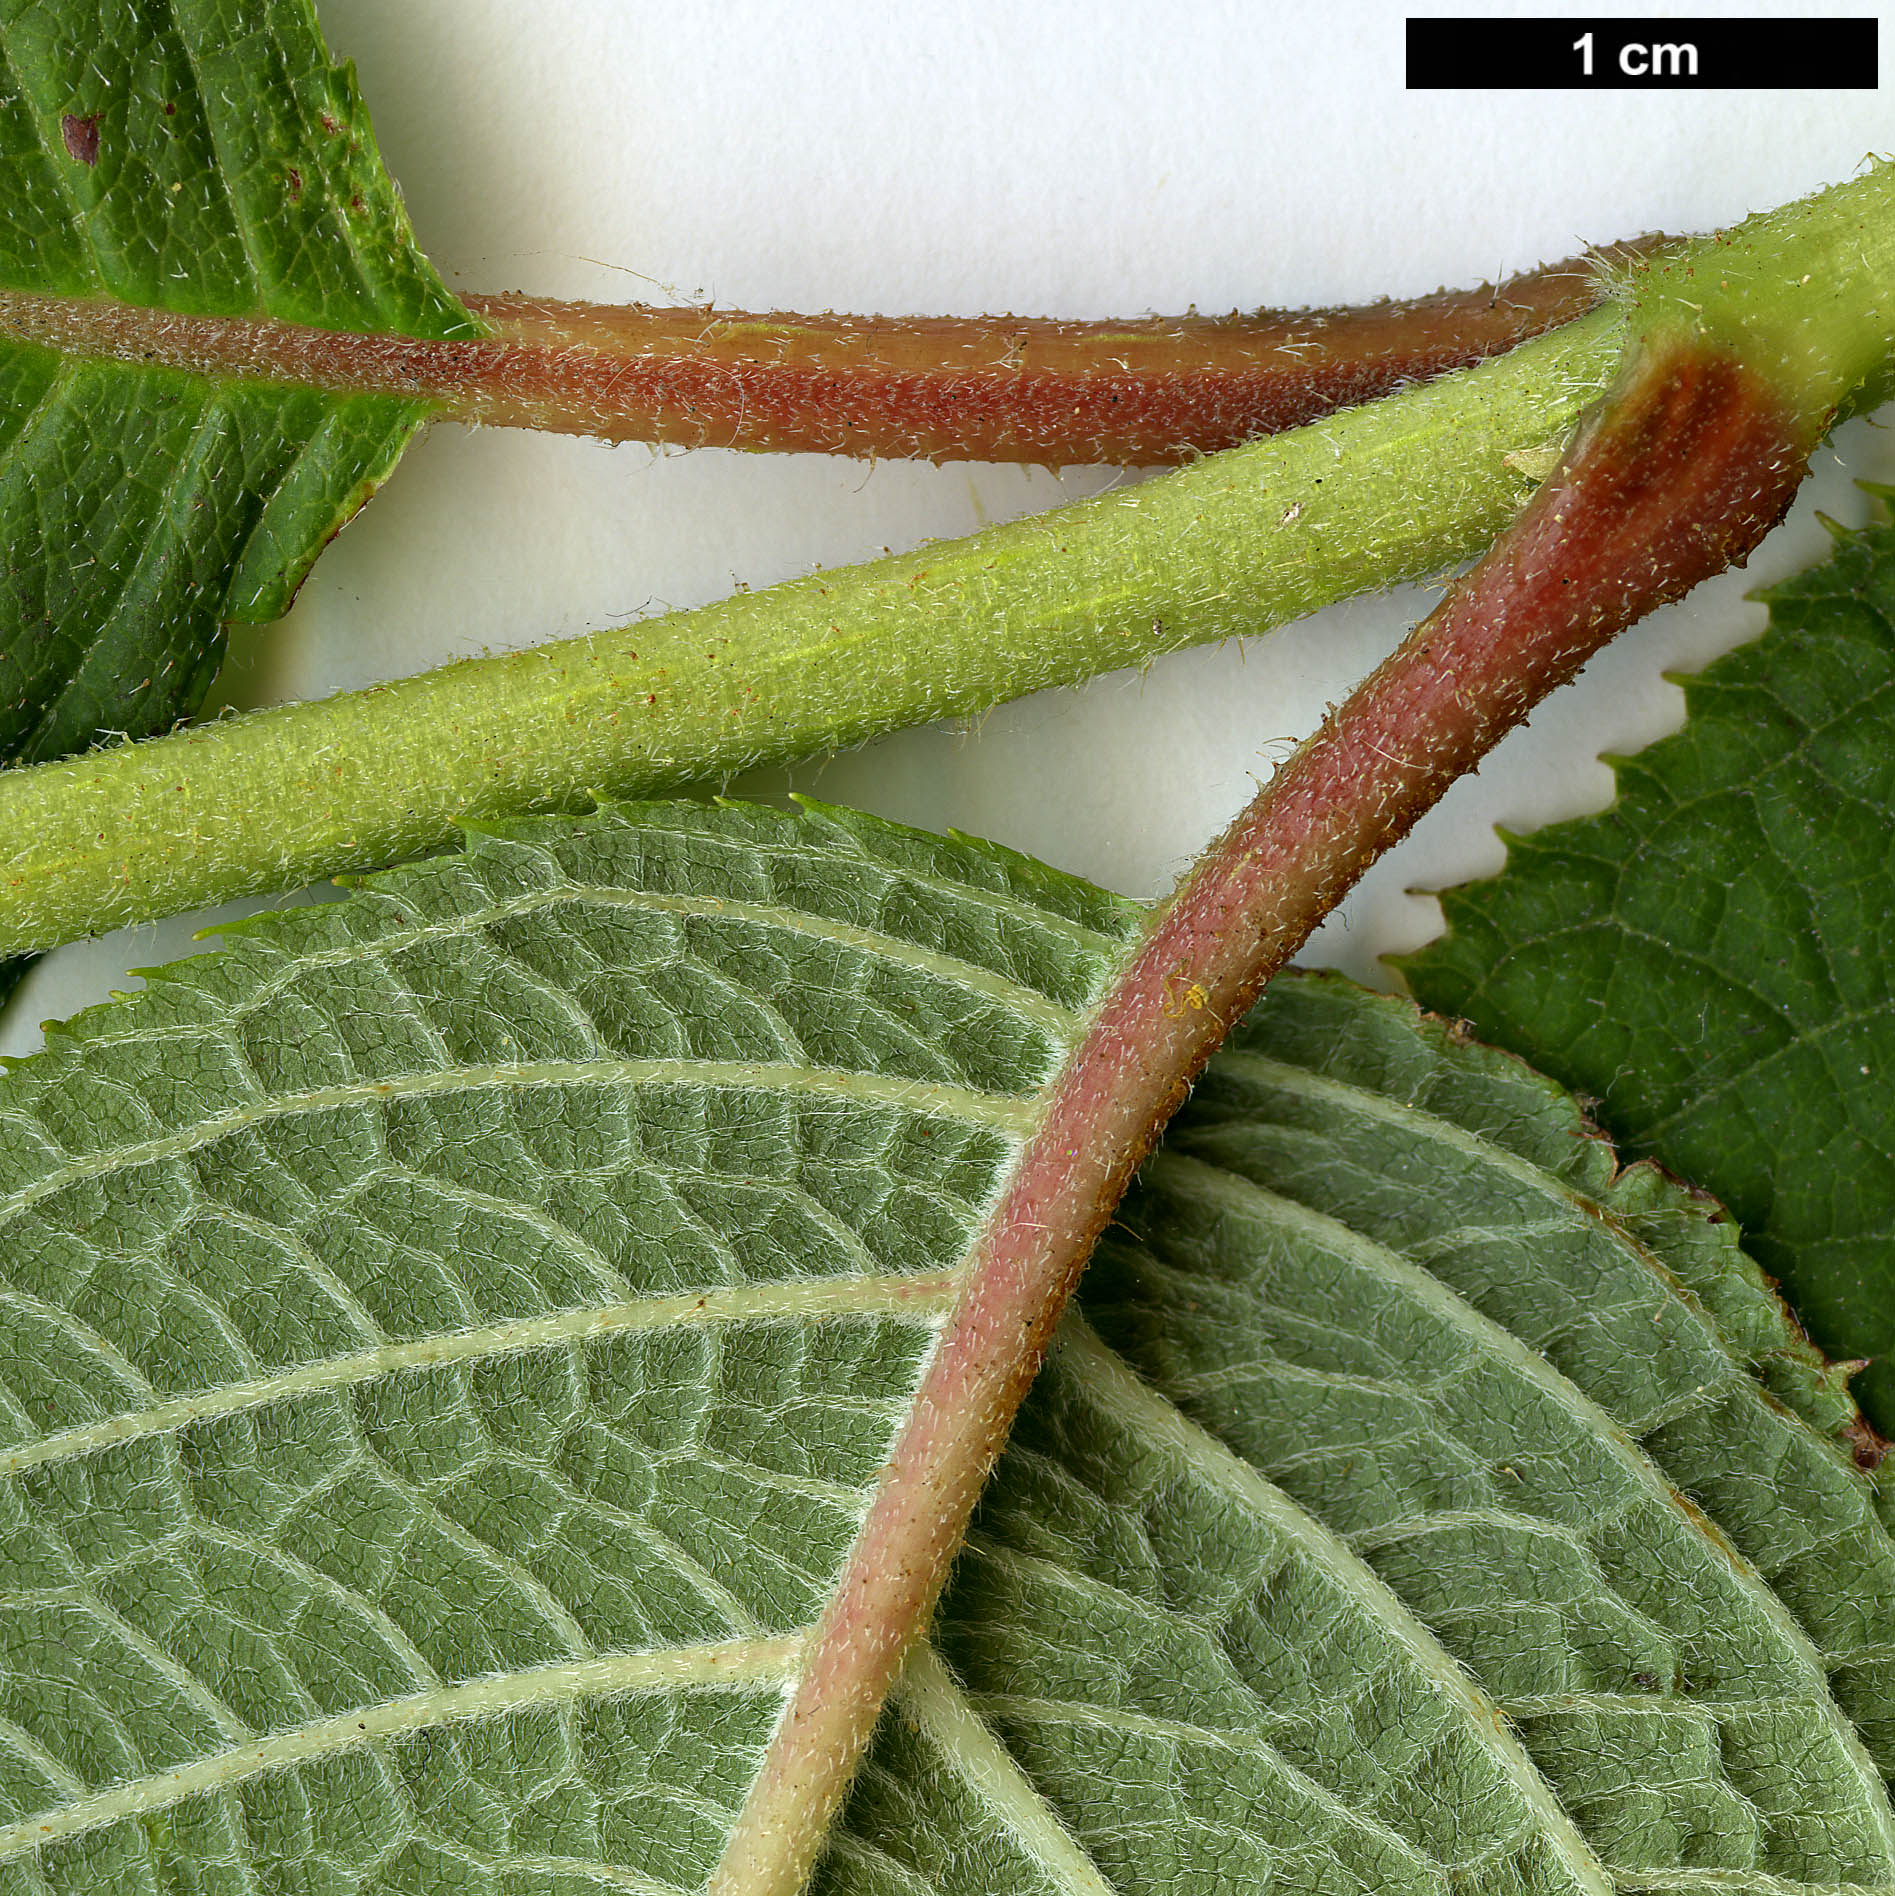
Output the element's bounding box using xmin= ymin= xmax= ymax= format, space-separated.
xmin=0 ymin=801 xmax=1889 ymax=1890
xmin=0 ymin=0 xmax=475 ymax=1003
xmin=1402 ymin=510 xmax=1895 ymax=1434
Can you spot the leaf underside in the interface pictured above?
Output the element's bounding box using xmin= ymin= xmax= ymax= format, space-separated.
xmin=0 ymin=0 xmax=475 ymax=1000
xmin=0 ymin=799 xmax=1887 ymax=1894
xmin=1402 ymin=510 xmax=1895 ymax=1434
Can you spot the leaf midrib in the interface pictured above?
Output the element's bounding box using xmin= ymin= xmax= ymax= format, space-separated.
xmin=192 ymin=875 xmax=1090 ymax=1041
xmin=1143 ymin=1153 xmax=1812 ymax=1614
xmin=2 ymin=1270 xmax=960 ymax=1479
xmin=893 ymin=1645 xmax=1118 ymax=1896
xmin=1054 ymin=1319 xmax=1616 ymax=1896
xmin=0 ymin=1636 xmax=806 ymax=1866
xmin=0 ymin=1059 xmax=1038 ymax=1229
xmin=1136 ymin=1153 xmax=1895 ymax=1828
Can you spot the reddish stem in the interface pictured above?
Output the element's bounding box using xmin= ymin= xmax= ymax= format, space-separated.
xmin=0 ymin=248 xmax=1635 ymax=466
xmin=710 ymin=333 xmax=1815 ymax=1894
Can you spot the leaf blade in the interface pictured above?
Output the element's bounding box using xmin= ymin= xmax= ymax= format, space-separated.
xmin=1 ymin=811 xmax=1891 ymax=1893
xmin=0 ymin=799 xmax=1143 ymax=1893
xmin=1401 ymin=513 xmax=1895 ymax=1433
xmin=0 ymin=0 xmax=473 ymax=900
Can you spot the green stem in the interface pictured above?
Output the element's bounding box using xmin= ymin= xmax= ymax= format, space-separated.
xmin=0 ymin=310 xmax=1621 ymax=959
xmin=3 ymin=162 xmax=1891 ymax=968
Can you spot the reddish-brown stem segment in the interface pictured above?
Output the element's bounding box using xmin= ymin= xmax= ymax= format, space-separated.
xmin=0 ymin=248 xmax=1635 ymax=464
xmin=708 ymin=335 xmax=1814 ymax=1894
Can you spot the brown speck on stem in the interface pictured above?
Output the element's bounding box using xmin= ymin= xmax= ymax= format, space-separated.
xmin=1843 ymin=1414 xmax=1890 ymax=1471
xmin=60 ymin=114 xmax=100 ymax=167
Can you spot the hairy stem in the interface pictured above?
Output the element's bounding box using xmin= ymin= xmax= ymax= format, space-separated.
xmin=0 ymin=250 xmax=1620 ymax=465
xmin=709 ymin=324 xmax=1820 ymax=1896
xmin=1 ymin=168 xmax=1887 ymax=975
xmin=710 ymin=164 xmax=1895 ymax=1893
xmin=0 ymin=310 xmax=1623 ymax=960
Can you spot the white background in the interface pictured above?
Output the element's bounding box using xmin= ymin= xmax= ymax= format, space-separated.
xmin=5 ymin=0 xmax=1893 ymax=1052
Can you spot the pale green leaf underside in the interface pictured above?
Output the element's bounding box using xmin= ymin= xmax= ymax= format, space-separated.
xmin=0 ymin=802 xmax=1887 ymax=1896
xmin=0 ymin=0 xmax=473 ymax=772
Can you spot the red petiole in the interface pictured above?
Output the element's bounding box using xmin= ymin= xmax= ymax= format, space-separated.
xmin=0 ymin=246 xmax=1638 ymax=464
xmin=709 ymin=322 xmax=1817 ymax=1893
